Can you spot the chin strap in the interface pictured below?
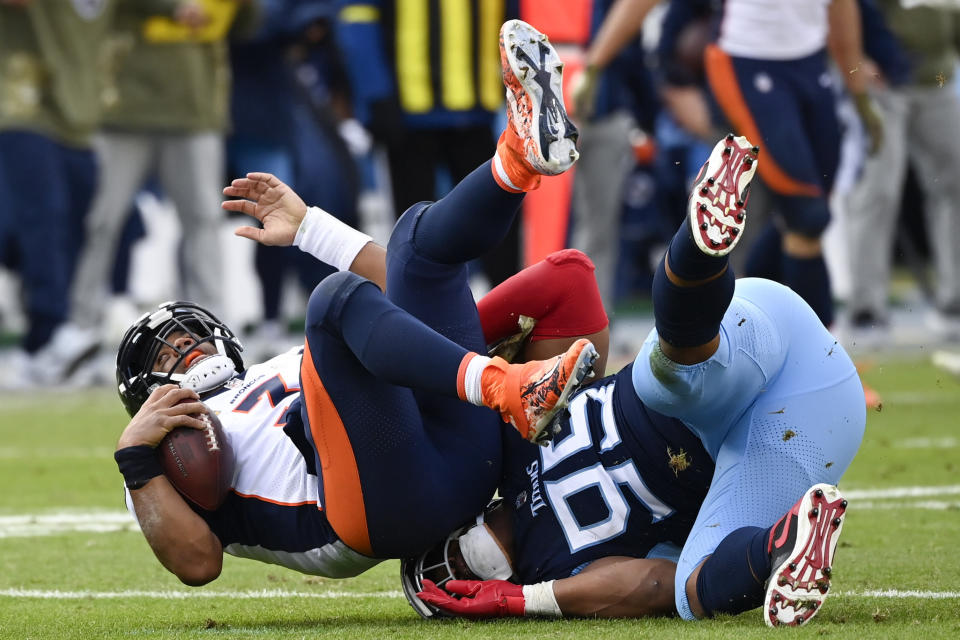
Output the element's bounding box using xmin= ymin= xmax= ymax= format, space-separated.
xmin=458 ymin=516 xmax=514 ymax=581
xmin=174 ymin=354 xmax=237 ymax=395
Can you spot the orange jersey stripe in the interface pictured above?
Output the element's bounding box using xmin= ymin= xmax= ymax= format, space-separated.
xmin=704 ymin=44 xmax=822 ymax=198
xmin=300 ymin=342 xmax=373 ymax=556
xmin=230 ymin=490 xmax=319 ymax=509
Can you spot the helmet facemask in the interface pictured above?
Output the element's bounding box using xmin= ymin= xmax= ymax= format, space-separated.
xmin=116 ymin=302 xmax=244 ymax=416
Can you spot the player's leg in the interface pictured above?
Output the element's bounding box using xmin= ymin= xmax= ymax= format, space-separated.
xmin=672 ymin=282 xmax=865 ymax=624
xmin=383 ymin=19 xmax=591 ymax=439
xmin=630 ymin=134 xmax=776 ymax=456
xmin=299 ymin=271 xmax=594 ymax=555
xmin=385 ymin=17 xmax=580 ymax=330
xmin=705 ymin=48 xmax=836 ymax=326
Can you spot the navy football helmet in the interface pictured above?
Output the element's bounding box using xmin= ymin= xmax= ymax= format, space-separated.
xmin=116 ymin=301 xmax=244 ymax=416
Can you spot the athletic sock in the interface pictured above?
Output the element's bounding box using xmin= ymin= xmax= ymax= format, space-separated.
xmin=782 ymin=254 xmax=834 ymax=327
xmin=667 ymin=219 xmax=729 ymax=281
xmin=457 ymin=353 xmax=493 ymax=405
xmin=652 ymin=258 xmax=735 ymax=348
xmin=492 ymin=127 xmax=542 ymax=193
xmin=411 ymin=159 xmax=525 ymax=265
xmin=695 ymin=525 xmax=773 ymax=617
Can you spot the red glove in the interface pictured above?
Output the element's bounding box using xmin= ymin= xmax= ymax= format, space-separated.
xmin=417 ymin=579 xmax=526 ymax=618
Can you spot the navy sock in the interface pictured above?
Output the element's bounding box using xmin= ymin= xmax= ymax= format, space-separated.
xmin=782 ymin=253 xmax=834 ymax=327
xmin=652 ymin=255 xmax=735 ymax=348
xmin=667 ymin=220 xmax=728 ymax=281
xmin=744 ymin=222 xmax=783 ymax=280
xmin=312 ymin=273 xmax=468 ymax=397
xmin=413 ymin=160 xmax=525 ymax=264
xmin=695 ymin=526 xmax=773 ymax=617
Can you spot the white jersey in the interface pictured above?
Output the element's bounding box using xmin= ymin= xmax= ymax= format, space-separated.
xmin=126 ymin=347 xmax=381 ymax=578
xmin=717 ymin=0 xmax=832 ymax=60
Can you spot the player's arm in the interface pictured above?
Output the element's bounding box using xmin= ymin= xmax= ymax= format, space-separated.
xmin=223 ymin=173 xmax=387 ymax=289
xmin=115 ymin=385 xmax=223 ymax=586
xmin=418 ymin=555 xmax=676 ymax=618
xmin=585 ymin=0 xmax=659 ymax=71
xmin=828 ymin=0 xmax=884 ymax=153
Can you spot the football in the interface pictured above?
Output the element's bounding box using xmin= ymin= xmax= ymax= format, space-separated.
xmin=158 ymin=407 xmax=233 ymax=511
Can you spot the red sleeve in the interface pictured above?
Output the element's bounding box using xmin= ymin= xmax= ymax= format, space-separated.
xmin=477 ymin=249 xmax=609 ymax=344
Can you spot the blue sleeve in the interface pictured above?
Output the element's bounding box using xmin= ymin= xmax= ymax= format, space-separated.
xmin=858 ymin=0 xmax=912 ymax=86
xmin=656 ymin=0 xmax=713 ymax=87
xmin=333 ymin=0 xmax=396 ymax=124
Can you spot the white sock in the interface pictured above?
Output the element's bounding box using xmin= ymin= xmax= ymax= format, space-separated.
xmin=293 ymin=206 xmax=373 ymax=272
xmin=463 ymin=355 xmax=492 ymax=406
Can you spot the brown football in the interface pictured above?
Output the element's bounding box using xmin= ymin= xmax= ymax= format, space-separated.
xmin=159 ymin=408 xmax=233 ymax=511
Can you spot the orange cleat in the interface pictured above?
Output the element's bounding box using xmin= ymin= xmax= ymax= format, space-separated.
xmin=481 ymin=338 xmax=597 ymax=444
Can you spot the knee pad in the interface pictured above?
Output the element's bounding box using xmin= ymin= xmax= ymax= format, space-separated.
xmin=781 ymin=197 xmax=830 ymax=237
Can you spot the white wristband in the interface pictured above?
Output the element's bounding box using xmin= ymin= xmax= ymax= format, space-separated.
xmin=522 ymin=581 xmax=562 ymax=617
xmin=293 ymin=206 xmax=373 ymax=272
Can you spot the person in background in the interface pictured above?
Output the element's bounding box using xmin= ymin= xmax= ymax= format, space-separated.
xmin=845 ymin=0 xmax=960 ymax=342
xmin=34 ymin=0 xmax=259 ymax=383
xmin=333 ymin=0 xmax=522 ymax=288
xmin=0 ymin=0 xmax=114 ymax=388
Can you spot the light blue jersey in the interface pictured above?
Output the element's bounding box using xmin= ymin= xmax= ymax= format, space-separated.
xmin=632 ymin=278 xmax=866 ymax=620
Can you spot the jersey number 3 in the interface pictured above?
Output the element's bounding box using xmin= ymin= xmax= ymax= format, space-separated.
xmin=540 ymin=384 xmax=674 ymax=553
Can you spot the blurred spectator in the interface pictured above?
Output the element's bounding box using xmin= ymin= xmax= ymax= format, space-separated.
xmin=703 ymin=0 xmax=878 ymax=329
xmin=845 ymin=0 xmax=960 ymax=341
xmin=584 ymin=0 xmax=880 ymax=329
xmin=571 ymin=0 xmax=659 ymax=310
xmin=0 ymin=0 xmax=114 ymax=387
xmin=35 ymin=0 xmax=258 ymax=381
xmin=228 ymin=1 xmax=360 ymax=356
xmin=333 ymin=0 xmax=521 ymax=287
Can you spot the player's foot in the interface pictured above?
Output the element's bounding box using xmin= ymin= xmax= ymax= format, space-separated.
xmin=689 ymin=133 xmax=759 ymax=257
xmin=496 ymin=19 xmax=578 ymax=186
xmin=764 ymin=483 xmax=847 ymax=627
xmin=482 ymin=338 xmax=597 ymax=444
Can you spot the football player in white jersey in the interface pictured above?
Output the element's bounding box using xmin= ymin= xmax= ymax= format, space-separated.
xmin=113 ymin=19 xmax=603 ymax=586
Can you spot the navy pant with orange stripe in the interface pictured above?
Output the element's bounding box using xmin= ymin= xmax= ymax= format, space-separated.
xmin=299 ymin=162 xmax=524 ymax=558
xmin=704 ymin=45 xmax=840 ymax=236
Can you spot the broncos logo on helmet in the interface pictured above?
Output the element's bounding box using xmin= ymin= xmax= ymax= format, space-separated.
xmin=115 ymin=301 xmax=244 ymax=416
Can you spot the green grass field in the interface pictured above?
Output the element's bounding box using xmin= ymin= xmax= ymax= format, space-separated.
xmin=1 ymin=355 xmax=958 ymax=639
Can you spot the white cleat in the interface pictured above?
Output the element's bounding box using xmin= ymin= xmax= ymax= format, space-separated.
xmin=688 ymin=133 xmax=758 ymax=257
xmin=764 ymin=483 xmax=848 ymax=628
xmin=499 ymin=19 xmax=578 ymax=175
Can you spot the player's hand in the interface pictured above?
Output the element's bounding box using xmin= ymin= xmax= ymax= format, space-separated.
xmin=417 ymin=579 xmax=526 ymax=618
xmin=223 ymin=173 xmax=308 ymax=247
xmin=572 ymin=65 xmax=600 ymax=123
xmin=174 ymin=1 xmax=211 ymax=29
xmin=854 ymin=92 xmax=884 ymax=156
xmin=116 ymin=385 xmax=208 ymax=450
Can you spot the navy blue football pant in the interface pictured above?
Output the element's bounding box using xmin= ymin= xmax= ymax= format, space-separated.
xmin=299 ymin=161 xmax=524 ymax=558
xmin=0 ymin=131 xmax=96 ymax=351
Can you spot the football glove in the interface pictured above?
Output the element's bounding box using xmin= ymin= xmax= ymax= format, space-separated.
xmin=417 ymin=579 xmax=526 ymax=618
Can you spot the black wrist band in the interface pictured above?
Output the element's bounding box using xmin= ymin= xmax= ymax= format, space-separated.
xmin=115 ymin=445 xmax=163 ymax=490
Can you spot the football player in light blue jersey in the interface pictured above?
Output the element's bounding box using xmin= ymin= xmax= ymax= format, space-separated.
xmin=412 ymin=135 xmax=864 ymax=628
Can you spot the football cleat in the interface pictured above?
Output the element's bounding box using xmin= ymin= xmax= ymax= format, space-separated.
xmin=482 ymin=338 xmax=597 ymax=444
xmin=764 ymin=483 xmax=848 ymax=627
xmin=499 ymin=19 xmax=578 ymax=176
xmin=688 ymin=133 xmax=758 ymax=257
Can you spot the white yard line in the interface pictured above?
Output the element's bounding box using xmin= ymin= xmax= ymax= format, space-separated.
xmin=3 ymin=485 xmax=960 ymax=538
xmin=892 ymin=437 xmax=958 ymax=449
xmin=1 ymin=588 xmax=957 ymax=600
xmin=843 ymin=485 xmax=960 ymax=499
